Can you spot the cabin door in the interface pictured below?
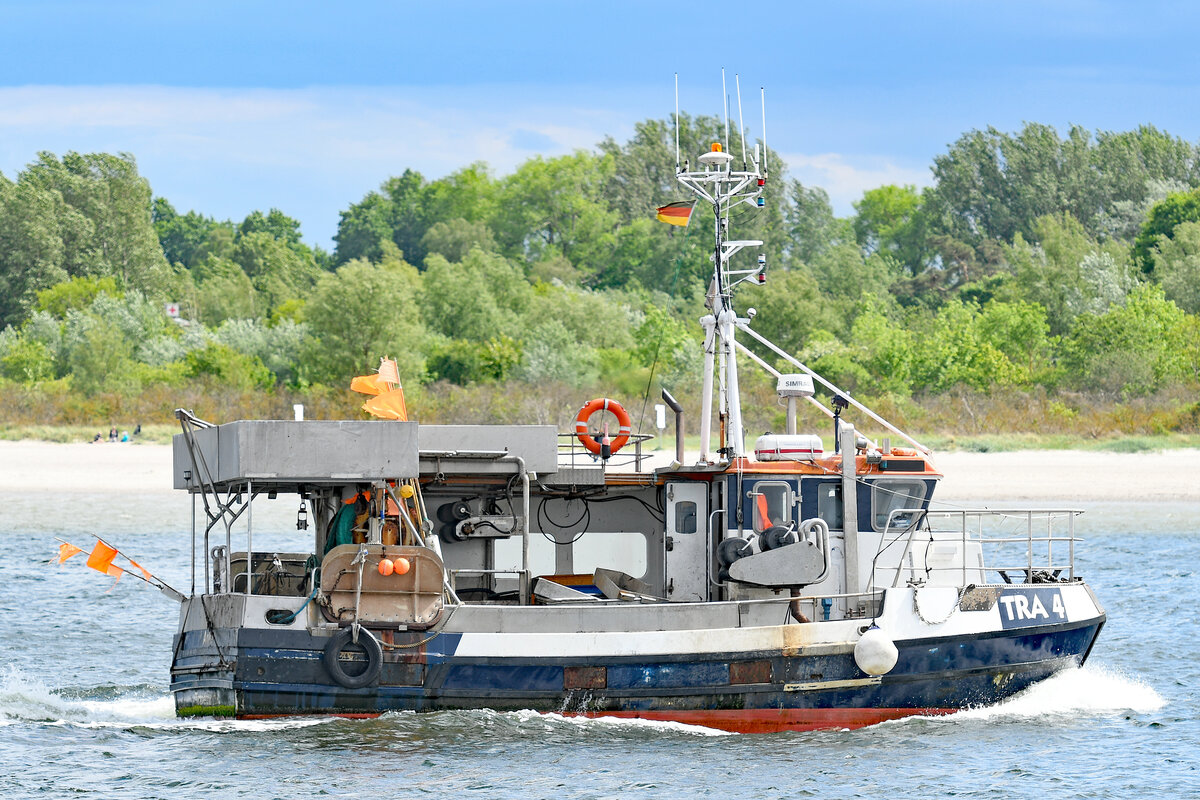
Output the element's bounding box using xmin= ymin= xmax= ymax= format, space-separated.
xmin=665 ymin=482 xmax=709 ymax=602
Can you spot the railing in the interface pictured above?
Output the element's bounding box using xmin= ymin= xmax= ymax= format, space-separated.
xmin=556 ymin=433 xmax=657 ymax=472
xmin=887 ymin=508 xmax=1083 ymax=588
xmin=448 ymin=568 xmax=528 ymax=600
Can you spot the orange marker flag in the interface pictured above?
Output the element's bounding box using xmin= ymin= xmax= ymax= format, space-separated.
xmin=126 ymin=557 xmax=154 ymax=582
xmin=378 ymin=357 xmax=400 ymax=387
xmin=362 ymin=387 xmax=408 ymax=421
xmin=350 ymin=373 xmax=389 ymax=396
xmin=54 ymin=542 xmax=83 ymax=565
xmin=86 ymin=540 xmax=119 ymax=576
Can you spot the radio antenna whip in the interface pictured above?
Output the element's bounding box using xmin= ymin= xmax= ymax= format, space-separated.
xmin=761 ymin=86 xmax=768 ymax=176
xmin=721 ymin=68 xmax=730 ymax=154
xmin=736 ymin=73 xmax=747 ymax=168
xmin=675 ymin=72 xmax=681 ymax=171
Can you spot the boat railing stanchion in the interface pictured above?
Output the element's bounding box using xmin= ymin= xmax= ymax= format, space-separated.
xmin=961 ymin=511 xmax=967 ymax=587
xmin=246 ymin=479 xmax=252 ymax=598
xmin=1026 ymin=511 xmax=1034 ymax=583
xmin=1069 ymin=513 xmax=1076 ymax=581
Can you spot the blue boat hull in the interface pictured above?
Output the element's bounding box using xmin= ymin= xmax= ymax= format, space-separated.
xmin=172 ymin=616 xmax=1103 ymax=732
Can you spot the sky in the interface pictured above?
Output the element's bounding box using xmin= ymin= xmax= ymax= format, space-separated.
xmin=2 ymin=0 xmax=1199 ymax=250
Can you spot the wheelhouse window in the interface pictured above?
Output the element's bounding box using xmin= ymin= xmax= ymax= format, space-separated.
xmin=816 ymin=481 xmax=843 ymax=530
xmin=674 ymin=501 xmax=697 ymax=534
xmin=749 ymin=481 xmax=792 ymax=533
xmin=872 ymin=480 xmax=928 ymax=530
xmin=573 ymin=532 xmax=648 ymax=580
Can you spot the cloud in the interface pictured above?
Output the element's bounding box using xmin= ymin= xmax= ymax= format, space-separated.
xmin=782 ymin=152 xmax=933 ymax=215
xmin=0 ymin=85 xmax=632 ymax=246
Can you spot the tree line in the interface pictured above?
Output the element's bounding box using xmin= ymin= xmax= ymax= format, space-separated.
xmin=0 ymin=117 xmax=1198 ymax=430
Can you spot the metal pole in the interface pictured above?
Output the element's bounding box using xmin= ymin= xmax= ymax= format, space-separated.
xmin=246 ymin=479 xmax=252 ymax=597
xmin=662 ymin=389 xmax=684 ymax=465
xmin=1026 ymin=511 xmax=1033 ymax=583
xmin=840 ymin=423 xmax=859 ymax=602
xmin=191 ymin=492 xmax=196 ymax=597
xmin=699 ymin=315 xmax=716 ymax=461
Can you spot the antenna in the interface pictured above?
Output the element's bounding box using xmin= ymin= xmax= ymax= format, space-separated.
xmin=736 ymin=73 xmax=747 ymax=168
xmin=761 ymin=86 xmax=768 ymax=176
xmin=721 ymin=68 xmax=730 ymax=154
xmin=674 ymin=73 xmax=681 ymax=171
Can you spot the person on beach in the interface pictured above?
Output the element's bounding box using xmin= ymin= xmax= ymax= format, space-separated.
xmin=108 ymin=427 xmax=118 ymax=442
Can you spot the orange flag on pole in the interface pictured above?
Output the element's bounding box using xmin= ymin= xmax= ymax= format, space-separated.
xmin=54 ymin=542 xmax=83 ymax=565
xmin=126 ymin=557 xmax=154 ymax=582
xmin=362 ymin=387 xmax=408 ymax=421
xmin=86 ymin=540 xmax=119 ymax=576
xmin=350 ymin=373 xmax=389 ymax=396
xmin=378 ymin=357 xmax=400 ymax=386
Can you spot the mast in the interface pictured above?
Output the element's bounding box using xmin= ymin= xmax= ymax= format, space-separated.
xmin=675 ymin=75 xmax=768 ymax=462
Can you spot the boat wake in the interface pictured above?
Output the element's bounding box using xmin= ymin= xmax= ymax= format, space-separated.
xmin=376 ymin=707 xmax=732 ymax=739
xmin=915 ymin=665 xmax=1163 ymax=727
xmin=0 ymin=665 xmax=330 ymax=732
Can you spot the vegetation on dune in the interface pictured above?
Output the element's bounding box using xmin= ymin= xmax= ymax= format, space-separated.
xmin=1 ymin=118 xmax=1199 ymax=444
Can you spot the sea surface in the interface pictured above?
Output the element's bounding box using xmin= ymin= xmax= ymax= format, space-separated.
xmin=0 ymin=492 xmax=1195 ymax=798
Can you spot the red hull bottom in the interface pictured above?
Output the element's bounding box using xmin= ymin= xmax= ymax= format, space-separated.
xmin=563 ymin=707 xmax=958 ymax=733
xmin=239 ymin=707 xmax=957 ymax=732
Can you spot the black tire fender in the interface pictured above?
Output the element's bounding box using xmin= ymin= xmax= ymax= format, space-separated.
xmin=322 ymin=627 xmax=383 ymax=689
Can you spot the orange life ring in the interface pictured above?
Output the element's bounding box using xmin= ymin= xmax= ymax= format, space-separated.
xmin=574 ymin=398 xmax=632 ymax=455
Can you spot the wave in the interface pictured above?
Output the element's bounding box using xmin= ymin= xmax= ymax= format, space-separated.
xmin=913 ymin=664 xmax=1164 ymax=726
xmin=0 ymin=665 xmax=329 ymax=732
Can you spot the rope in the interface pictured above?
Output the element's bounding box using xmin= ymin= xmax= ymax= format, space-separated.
xmin=271 ymin=584 xmax=319 ymax=625
xmin=379 ymin=604 xmax=459 ymax=650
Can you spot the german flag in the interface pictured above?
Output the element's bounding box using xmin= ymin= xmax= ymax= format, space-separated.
xmin=655 ymin=201 xmax=693 ymax=227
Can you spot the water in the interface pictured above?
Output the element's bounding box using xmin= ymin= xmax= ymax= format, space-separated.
xmin=0 ymin=493 xmax=1196 ymax=798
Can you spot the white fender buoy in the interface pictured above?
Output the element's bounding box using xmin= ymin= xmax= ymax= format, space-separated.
xmin=854 ymin=625 xmax=899 ymax=676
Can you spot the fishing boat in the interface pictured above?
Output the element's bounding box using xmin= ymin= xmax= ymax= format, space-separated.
xmin=168 ymin=80 xmax=1105 ymax=732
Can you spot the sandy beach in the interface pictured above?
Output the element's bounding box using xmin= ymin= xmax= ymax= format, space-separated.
xmin=0 ymin=440 xmax=1197 ymax=502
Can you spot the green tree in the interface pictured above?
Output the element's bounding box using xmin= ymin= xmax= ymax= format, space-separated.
xmin=63 ymin=315 xmax=134 ymax=394
xmin=491 ymin=151 xmax=618 ymax=275
xmin=785 ymin=181 xmax=844 ymax=264
xmin=1132 ymin=188 xmax=1200 ymax=274
xmin=421 ymin=249 xmax=528 ymax=341
xmin=976 ymin=300 xmax=1054 ymax=383
xmin=0 ymin=336 xmax=55 ymax=383
xmin=193 ymin=257 xmax=260 ymax=324
xmin=35 ymin=276 xmax=120 ymax=317
xmin=420 ymin=218 xmax=497 ymax=262
xmin=1063 ymin=284 xmax=1191 ymax=396
xmin=1150 ymin=220 xmax=1200 ymax=314
xmin=302 ymin=254 xmax=426 ymax=387
xmin=0 ymin=176 xmax=71 ymax=326
xmin=238 ymin=208 xmax=303 ymax=247
xmin=743 ymin=268 xmax=843 ymax=354
xmin=333 ymin=191 xmax=395 ymax=264
xmin=232 ymin=231 xmax=321 ymax=313
xmin=908 ymin=301 xmax=1022 ymax=392
xmin=21 ymin=151 xmax=169 ymax=294
xmin=853 ymin=184 xmax=927 ymax=273
xmin=184 ymin=342 xmax=273 ymax=391
xmin=153 ymin=198 xmax=236 ymax=267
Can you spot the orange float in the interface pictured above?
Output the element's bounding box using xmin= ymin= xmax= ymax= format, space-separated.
xmin=574 ymin=398 xmax=632 ymax=455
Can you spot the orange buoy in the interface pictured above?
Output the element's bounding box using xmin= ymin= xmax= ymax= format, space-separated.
xmin=377 ymin=558 xmax=394 ymax=576
xmin=574 ymin=398 xmax=632 ymax=455
xmin=394 ymin=557 xmax=411 ymax=575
